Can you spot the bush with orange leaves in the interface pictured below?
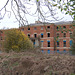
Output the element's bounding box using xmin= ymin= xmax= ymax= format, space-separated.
xmin=4 ymin=29 xmax=33 ymax=52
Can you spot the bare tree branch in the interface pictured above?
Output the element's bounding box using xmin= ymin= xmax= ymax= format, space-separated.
xmin=0 ymin=0 xmax=74 ymax=26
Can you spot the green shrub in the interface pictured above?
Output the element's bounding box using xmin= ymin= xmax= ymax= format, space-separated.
xmin=71 ymin=73 xmax=75 ymax=75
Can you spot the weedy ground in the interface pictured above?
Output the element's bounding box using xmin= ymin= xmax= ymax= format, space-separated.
xmin=0 ymin=50 xmax=75 ymax=75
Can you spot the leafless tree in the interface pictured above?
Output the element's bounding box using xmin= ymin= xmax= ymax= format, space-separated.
xmin=0 ymin=0 xmax=71 ymax=27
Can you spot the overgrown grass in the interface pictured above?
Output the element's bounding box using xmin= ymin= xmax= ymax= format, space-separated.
xmin=71 ymin=74 xmax=75 ymax=75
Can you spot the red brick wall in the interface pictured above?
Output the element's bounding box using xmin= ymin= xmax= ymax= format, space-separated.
xmin=0 ymin=22 xmax=74 ymax=52
xmin=20 ymin=23 xmax=75 ymax=51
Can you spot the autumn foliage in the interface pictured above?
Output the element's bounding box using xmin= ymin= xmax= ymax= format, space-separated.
xmin=4 ymin=29 xmax=33 ymax=52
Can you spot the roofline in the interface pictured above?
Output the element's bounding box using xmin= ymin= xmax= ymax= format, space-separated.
xmin=20 ymin=21 xmax=75 ymax=28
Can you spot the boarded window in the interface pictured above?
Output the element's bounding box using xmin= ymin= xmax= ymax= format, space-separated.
xmin=57 ymin=50 xmax=59 ymax=53
xmin=41 ymin=50 xmax=44 ymax=53
xmin=70 ymin=40 xmax=72 ymax=46
xmin=63 ymin=50 xmax=66 ymax=53
xmin=47 ymin=50 xmax=50 ymax=54
xmin=41 ymin=41 xmax=43 ymax=47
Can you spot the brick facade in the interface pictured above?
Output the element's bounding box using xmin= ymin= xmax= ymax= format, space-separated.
xmin=0 ymin=21 xmax=75 ymax=52
xmin=20 ymin=21 xmax=75 ymax=52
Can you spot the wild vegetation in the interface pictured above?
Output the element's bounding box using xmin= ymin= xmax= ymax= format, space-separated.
xmin=4 ymin=29 xmax=33 ymax=52
xmin=0 ymin=51 xmax=75 ymax=75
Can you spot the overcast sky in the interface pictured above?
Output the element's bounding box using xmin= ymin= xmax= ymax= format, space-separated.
xmin=0 ymin=0 xmax=73 ymax=29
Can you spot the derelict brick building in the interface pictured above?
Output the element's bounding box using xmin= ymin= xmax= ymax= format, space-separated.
xmin=20 ymin=21 xmax=75 ymax=52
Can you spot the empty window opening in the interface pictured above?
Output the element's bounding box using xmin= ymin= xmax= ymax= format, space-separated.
xmin=63 ymin=41 xmax=66 ymax=47
xmin=28 ymin=34 xmax=30 ymax=38
xmin=28 ymin=28 xmax=30 ymax=30
xmin=63 ymin=26 xmax=66 ymax=29
xmin=57 ymin=41 xmax=59 ymax=47
xmin=47 ymin=33 xmax=50 ymax=37
xmin=70 ymin=33 xmax=72 ymax=38
xmin=47 ymin=41 xmax=50 ymax=47
xmin=41 ymin=33 xmax=43 ymax=38
xmin=0 ymin=31 xmax=3 ymax=34
xmin=34 ymin=34 xmax=37 ymax=38
xmin=63 ymin=33 xmax=66 ymax=37
xmin=57 ymin=26 xmax=59 ymax=30
xmin=0 ymin=37 xmax=2 ymax=40
xmin=57 ymin=33 xmax=59 ymax=37
xmin=69 ymin=26 xmax=72 ymax=28
xmin=41 ymin=26 xmax=43 ymax=30
xmin=34 ymin=27 xmax=37 ymax=30
xmin=47 ymin=26 xmax=50 ymax=29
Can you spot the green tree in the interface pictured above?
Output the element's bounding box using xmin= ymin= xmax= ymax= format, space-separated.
xmin=71 ymin=30 xmax=75 ymax=55
xmin=4 ymin=29 xmax=33 ymax=52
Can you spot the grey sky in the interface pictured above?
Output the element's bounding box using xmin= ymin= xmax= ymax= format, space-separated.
xmin=0 ymin=0 xmax=73 ymax=29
